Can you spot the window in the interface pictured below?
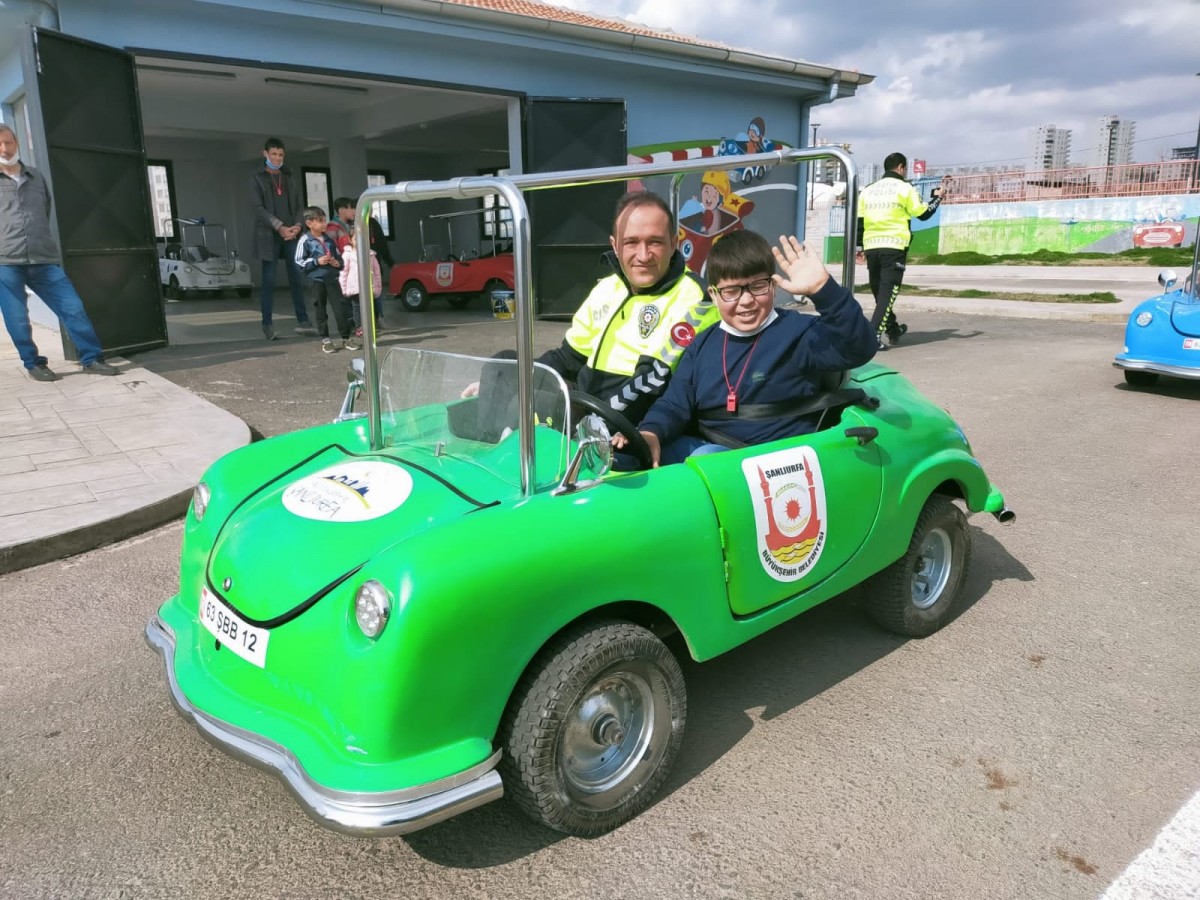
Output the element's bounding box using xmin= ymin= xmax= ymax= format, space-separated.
xmin=367 ymin=170 xmax=393 ymax=237
xmin=302 ymin=166 xmax=332 ymax=217
xmin=480 ymin=168 xmax=513 ymax=244
xmin=146 ymin=160 xmax=179 ymax=240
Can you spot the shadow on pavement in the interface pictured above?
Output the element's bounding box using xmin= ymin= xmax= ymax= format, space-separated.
xmin=403 ymin=520 xmax=1032 ymax=868
xmin=891 ymin=327 xmax=985 ymax=349
xmin=1113 ymin=377 xmax=1200 ymax=400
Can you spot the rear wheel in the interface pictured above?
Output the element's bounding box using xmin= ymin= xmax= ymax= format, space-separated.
xmin=399 ymin=280 xmax=429 ymax=312
xmin=500 ymin=621 xmax=686 ymax=836
xmin=864 ymin=495 xmax=971 ymax=637
xmin=1123 ymin=370 xmax=1159 ymax=388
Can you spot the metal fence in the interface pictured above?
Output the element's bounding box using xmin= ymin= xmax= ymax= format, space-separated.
xmin=937 ymin=160 xmax=1199 ymax=204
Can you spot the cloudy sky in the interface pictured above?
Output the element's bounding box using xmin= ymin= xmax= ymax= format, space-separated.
xmin=546 ymin=0 xmax=1200 ymax=171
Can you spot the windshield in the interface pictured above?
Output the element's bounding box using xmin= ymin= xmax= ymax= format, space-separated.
xmin=378 ymin=347 xmax=573 ymax=491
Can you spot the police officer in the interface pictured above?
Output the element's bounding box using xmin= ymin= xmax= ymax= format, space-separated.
xmin=539 ymin=190 xmax=720 ymax=429
xmin=855 ymin=153 xmax=944 ymax=349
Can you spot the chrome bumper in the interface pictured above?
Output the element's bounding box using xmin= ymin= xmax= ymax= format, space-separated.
xmin=143 ymin=615 xmax=504 ymax=836
xmin=1113 ymin=359 xmax=1200 ymax=380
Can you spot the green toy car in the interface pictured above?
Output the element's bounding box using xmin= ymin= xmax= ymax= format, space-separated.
xmin=145 ymin=153 xmax=1014 ymax=839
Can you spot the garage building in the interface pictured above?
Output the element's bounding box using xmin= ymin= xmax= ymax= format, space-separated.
xmin=0 ymin=0 xmax=871 ymax=355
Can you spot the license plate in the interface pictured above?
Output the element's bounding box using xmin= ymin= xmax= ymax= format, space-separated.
xmin=199 ymin=585 xmax=270 ymax=668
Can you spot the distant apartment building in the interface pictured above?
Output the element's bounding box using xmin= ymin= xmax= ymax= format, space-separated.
xmin=1030 ymin=124 xmax=1072 ymax=170
xmin=1171 ymin=145 xmax=1197 ymax=160
xmin=1095 ymin=115 xmax=1135 ymax=166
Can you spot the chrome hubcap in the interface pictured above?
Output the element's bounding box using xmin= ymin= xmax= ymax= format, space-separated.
xmin=912 ymin=527 xmax=952 ymax=610
xmin=559 ymin=666 xmax=666 ymax=810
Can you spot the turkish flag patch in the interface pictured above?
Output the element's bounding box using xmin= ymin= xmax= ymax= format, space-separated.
xmin=671 ymin=322 xmax=696 ymax=346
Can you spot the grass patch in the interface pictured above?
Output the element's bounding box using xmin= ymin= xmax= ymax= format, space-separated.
xmin=854 ymin=285 xmax=1120 ymax=304
xmin=911 ymin=246 xmax=1196 ymax=267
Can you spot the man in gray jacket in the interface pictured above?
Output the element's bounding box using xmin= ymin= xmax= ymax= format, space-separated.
xmin=0 ymin=123 xmax=117 ymax=381
xmin=249 ymin=137 xmax=315 ymax=341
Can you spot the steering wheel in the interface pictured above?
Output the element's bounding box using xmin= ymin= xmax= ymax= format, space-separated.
xmin=569 ymin=391 xmax=653 ymax=470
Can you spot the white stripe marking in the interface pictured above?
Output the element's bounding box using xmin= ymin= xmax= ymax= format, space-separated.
xmin=1100 ymin=789 xmax=1200 ymax=899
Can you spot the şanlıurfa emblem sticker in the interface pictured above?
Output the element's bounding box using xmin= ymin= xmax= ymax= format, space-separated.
xmin=741 ymin=447 xmax=827 ymax=582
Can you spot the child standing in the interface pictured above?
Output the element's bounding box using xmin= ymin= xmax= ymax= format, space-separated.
xmin=294 ymin=207 xmax=358 ymax=352
xmin=338 ymin=230 xmax=383 ymax=337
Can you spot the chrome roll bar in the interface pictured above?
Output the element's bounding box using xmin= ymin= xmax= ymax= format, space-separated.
xmin=353 ymin=146 xmax=859 ymax=496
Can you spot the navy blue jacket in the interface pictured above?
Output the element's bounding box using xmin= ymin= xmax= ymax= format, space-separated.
xmin=294 ymin=232 xmax=341 ymax=282
xmin=639 ymin=276 xmax=876 ymax=447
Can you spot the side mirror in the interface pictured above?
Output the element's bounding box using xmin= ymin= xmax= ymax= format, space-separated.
xmin=335 ymin=357 xmax=367 ymax=422
xmin=554 ymin=414 xmax=613 ymax=495
xmin=1158 ymin=269 xmax=1178 ymax=290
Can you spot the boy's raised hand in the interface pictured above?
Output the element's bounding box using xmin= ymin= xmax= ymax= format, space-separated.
xmin=772 ymin=235 xmax=830 ymax=297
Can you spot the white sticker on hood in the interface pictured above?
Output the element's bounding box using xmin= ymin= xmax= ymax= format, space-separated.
xmin=282 ymin=461 xmax=413 ymax=522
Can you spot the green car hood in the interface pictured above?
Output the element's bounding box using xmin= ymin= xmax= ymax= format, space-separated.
xmin=205 ymin=448 xmax=504 ymax=622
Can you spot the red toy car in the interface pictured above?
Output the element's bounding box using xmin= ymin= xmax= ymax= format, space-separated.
xmin=390 ymin=209 xmax=514 ymax=311
xmin=1132 ymin=223 xmax=1186 ymax=249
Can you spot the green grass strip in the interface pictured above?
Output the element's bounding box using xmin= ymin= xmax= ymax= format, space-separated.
xmin=853 ymin=286 xmax=1120 ymax=304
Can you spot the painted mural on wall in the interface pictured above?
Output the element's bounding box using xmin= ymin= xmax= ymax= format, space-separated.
xmin=937 ymin=194 xmax=1200 ymax=255
xmin=629 ymin=117 xmax=794 ymax=276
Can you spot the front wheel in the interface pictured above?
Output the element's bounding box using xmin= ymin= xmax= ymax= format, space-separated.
xmin=400 ymin=280 xmax=429 ymax=312
xmin=166 ymin=276 xmax=184 ymax=301
xmin=499 ymin=621 xmax=687 ymax=836
xmin=1123 ymin=370 xmax=1159 ymax=388
xmin=864 ymin=495 xmax=971 ymax=637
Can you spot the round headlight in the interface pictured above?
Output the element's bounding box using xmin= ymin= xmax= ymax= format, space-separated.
xmin=354 ymin=580 xmax=392 ymax=638
xmin=1135 ymin=312 xmax=1153 ymax=327
xmin=192 ymin=482 xmax=211 ymax=521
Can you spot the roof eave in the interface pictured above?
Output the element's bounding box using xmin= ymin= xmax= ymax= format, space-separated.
xmin=376 ymin=0 xmax=874 ymax=90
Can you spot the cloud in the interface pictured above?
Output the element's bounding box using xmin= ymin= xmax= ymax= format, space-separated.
xmin=542 ymin=0 xmax=1200 ymax=169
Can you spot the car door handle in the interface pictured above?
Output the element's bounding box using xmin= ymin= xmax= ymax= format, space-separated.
xmin=845 ymin=426 xmax=878 ymax=446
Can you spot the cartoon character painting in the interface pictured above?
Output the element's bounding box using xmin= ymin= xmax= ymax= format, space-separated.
xmin=718 ymin=116 xmax=777 ymax=186
xmin=677 ymin=170 xmax=757 ymax=274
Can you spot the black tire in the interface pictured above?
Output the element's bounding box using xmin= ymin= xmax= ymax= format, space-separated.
xmin=499 ymin=621 xmax=687 ymax=837
xmin=400 ymin=280 xmax=429 ymax=312
xmin=864 ymin=495 xmax=971 ymax=637
xmin=167 ymin=276 xmax=183 ymax=302
xmin=237 ymin=287 xmax=252 ymax=299
xmin=447 ymin=295 xmax=472 ymax=309
xmin=1123 ymin=370 xmax=1159 ymax=388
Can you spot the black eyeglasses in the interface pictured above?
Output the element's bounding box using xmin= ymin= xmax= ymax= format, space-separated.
xmin=712 ymin=278 xmax=773 ymax=302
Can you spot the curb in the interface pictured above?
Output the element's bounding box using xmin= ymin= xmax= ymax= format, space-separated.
xmin=897 ymin=297 xmax=1130 ymax=324
xmin=0 ymin=489 xmax=192 ymax=575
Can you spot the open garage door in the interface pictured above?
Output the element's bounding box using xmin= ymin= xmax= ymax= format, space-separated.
xmin=523 ymin=98 xmax=626 ymax=319
xmin=22 ymin=28 xmax=165 ymax=358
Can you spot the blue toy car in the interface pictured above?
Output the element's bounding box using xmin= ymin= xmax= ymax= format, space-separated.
xmin=1114 ymin=257 xmax=1200 ymax=388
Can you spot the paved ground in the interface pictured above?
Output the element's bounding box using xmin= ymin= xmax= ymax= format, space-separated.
xmin=0 ymin=326 xmax=248 ymax=573
xmin=2 ymin=305 xmax=1198 ymax=899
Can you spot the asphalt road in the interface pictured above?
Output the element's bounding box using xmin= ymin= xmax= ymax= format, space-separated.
xmin=2 ymin=308 xmax=1199 ymax=900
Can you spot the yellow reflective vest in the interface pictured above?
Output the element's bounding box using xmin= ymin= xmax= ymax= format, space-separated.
xmin=857 ymin=173 xmax=930 ymax=251
xmin=543 ymin=257 xmax=719 ymax=422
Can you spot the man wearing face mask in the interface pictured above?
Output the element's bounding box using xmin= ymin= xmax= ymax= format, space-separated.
xmin=0 ymin=123 xmax=118 ymax=381
xmin=249 ymin=137 xmax=315 ymax=341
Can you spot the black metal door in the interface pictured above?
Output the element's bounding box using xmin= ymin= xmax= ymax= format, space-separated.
xmin=28 ymin=28 xmax=165 ymax=357
xmin=522 ymin=98 xmax=627 ymax=318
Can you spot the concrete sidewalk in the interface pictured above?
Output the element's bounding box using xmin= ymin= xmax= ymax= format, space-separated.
xmin=1 ymin=264 xmax=1150 ymax=574
xmin=0 ymin=322 xmax=249 ymax=574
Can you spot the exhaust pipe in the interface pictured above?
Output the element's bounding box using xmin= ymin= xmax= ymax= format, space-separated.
xmin=992 ymin=507 xmax=1016 ymax=525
